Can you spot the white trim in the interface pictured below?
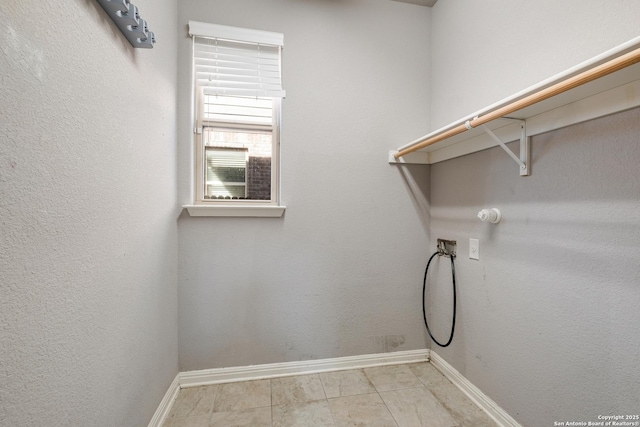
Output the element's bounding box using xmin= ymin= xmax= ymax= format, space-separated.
xmin=183 ymin=204 xmax=286 ymax=217
xmin=429 ymin=351 xmax=522 ymax=427
xmin=147 ymin=374 xmax=180 ymax=427
xmin=179 ymin=349 xmax=430 ymax=388
xmin=188 ymin=21 xmax=284 ymax=46
xmin=150 ymin=349 xmax=526 ymax=427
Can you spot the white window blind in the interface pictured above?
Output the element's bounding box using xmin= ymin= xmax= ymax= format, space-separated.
xmin=190 ymin=21 xmax=285 ymax=99
xmin=203 ymin=95 xmax=273 ymax=126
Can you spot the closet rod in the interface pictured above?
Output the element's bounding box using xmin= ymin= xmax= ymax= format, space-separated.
xmin=394 ymin=45 xmax=640 ymax=159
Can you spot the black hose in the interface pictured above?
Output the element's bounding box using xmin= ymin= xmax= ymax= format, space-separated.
xmin=422 ymin=251 xmax=457 ymax=347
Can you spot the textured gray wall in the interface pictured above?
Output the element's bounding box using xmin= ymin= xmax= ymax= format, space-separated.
xmin=430 ymin=0 xmax=640 ymax=129
xmin=428 ymin=2 xmax=640 ymax=425
xmin=0 ymin=1 xmax=179 ymax=425
xmin=177 ymin=0 xmax=432 ymax=370
xmin=429 ymin=112 xmax=640 ymax=425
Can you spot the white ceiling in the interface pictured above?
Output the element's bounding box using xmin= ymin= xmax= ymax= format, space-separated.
xmin=391 ymin=0 xmax=437 ymax=7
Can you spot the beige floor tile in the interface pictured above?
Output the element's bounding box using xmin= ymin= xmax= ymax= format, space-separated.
xmin=380 ymin=386 xmax=459 ymax=427
xmin=272 ymin=400 xmax=336 ymax=426
xmin=429 ymin=382 xmax=498 ymax=427
xmin=209 ymin=407 xmax=272 ymax=427
xmin=164 ymin=362 xmax=499 ymax=427
xmin=408 ymin=362 xmax=449 ymax=387
xmin=166 ymin=385 xmax=218 ymax=419
xmin=364 ymin=364 xmax=422 ymax=392
xmin=162 ymin=415 xmax=210 ymax=427
xmin=212 ymin=379 xmax=271 ymax=412
xmin=320 ymin=369 xmax=377 ymax=398
xmin=271 ymin=374 xmax=326 ymax=406
xmin=328 ymin=393 xmax=398 ymax=427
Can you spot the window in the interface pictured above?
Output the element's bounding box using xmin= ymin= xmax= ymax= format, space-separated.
xmin=187 ymin=21 xmax=285 ymax=216
xmin=205 ymin=146 xmax=248 ymax=199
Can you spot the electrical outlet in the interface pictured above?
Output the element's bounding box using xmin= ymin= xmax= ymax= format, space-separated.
xmin=469 ymin=238 xmax=479 ymax=260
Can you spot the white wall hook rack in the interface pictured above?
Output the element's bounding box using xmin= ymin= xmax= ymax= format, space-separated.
xmin=97 ymin=0 xmax=156 ymax=48
xmin=479 ymin=118 xmax=530 ymax=176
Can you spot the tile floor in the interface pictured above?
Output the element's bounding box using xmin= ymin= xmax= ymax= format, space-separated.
xmin=163 ymin=362 xmax=498 ymax=427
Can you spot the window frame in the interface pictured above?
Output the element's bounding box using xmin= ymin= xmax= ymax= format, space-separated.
xmin=194 ymin=92 xmax=282 ymax=206
xmin=185 ymin=21 xmax=286 ymax=217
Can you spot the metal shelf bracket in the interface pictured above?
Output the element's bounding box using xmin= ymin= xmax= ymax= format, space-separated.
xmin=478 ymin=119 xmax=530 ymax=176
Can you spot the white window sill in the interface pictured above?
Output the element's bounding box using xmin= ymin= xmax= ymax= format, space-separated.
xmin=183 ymin=205 xmax=286 ymax=218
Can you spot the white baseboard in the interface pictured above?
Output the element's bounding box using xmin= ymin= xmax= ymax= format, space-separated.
xmin=148 ymin=349 xmax=429 ymax=425
xmin=147 ymin=373 xmax=180 ymax=427
xmin=149 ymin=349 xmax=521 ymax=427
xmin=179 ymin=349 xmax=430 ymax=388
xmin=429 ymin=351 xmax=522 ymax=427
